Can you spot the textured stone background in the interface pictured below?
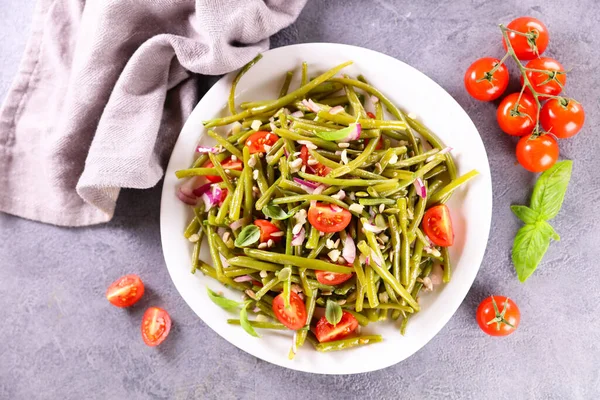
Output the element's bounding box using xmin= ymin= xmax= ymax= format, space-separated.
xmin=1 ymin=1 xmax=599 ymax=399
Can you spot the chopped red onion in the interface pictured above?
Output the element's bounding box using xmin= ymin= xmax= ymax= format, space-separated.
xmin=439 ymin=146 xmax=453 ymax=155
xmin=291 ymin=111 xmax=304 ymax=118
xmin=414 ymin=177 xmax=427 ymax=198
xmin=310 ymin=185 xmax=327 ymax=207
xmin=301 ymin=99 xmax=321 ymax=113
xmin=233 ymin=275 xmax=254 ymax=283
xmin=291 ymin=227 xmax=305 ymax=246
xmin=177 ymin=188 xmax=197 ymax=205
xmin=293 ymin=177 xmax=320 ymax=190
xmin=371 ymin=252 xmax=383 ymax=267
xmin=330 ymin=204 xmax=343 ymax=212
xmin=195 ymin=146 xmax=218 ymax=154
xmin=343 ymin=235 xmax=356 ymax=264
xmin=192 ymin=183 xmax=212 ymax=197
xmin=363 ymin=222 xmax=385 ymax=233
xmin=180 ymin=176 xmax=201 ymax=198
xmin=329 ymin=106 xmax=344 ymax=115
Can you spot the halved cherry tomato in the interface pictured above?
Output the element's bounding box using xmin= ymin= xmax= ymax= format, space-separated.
xmin=516 ymin=134 xmax=559 ymax=172
xmin=316 ymin=269 xmax=354 ymax=286
xmin=540 ymin=98 xmax=585 ymax=139
xmin=314 ymin=311 xmax=358 ymax=343
xmin=502 ymin=17 xmax=549 ymax=60
xmin=272 ymin=292 xmax=307 ymax=330
xmin=308 ymin=202 xmax=352 ymax=233
xmin=522 ymin=57 xmax=566 ymax=98
xmin=245 ymin=131 xmax=279 ymax=154
xmin=476 ymin=296 xmax=520 ymax=337
xmin=141 ymin=307 xmax=172 ymax=347
xmin=300 ymin=145 xmax=331 ymax=176
xmin=464 ymin=57 xmax=509 ymax=101
xmin=106 ymin=274 xmax=145 ymax=308
xmin=422 ymin=204 xmax=454 ymax=247
xmin=254 ymin=219 xmax=283 ymax=243
xmin=496 ymin=93 xmax=538 ymax=136
xmin=204 ymin=158 xmax=243 ymax=183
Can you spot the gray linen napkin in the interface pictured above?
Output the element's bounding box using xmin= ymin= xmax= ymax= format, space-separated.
xmin=0 ymin=0 xmax=306 ymax=226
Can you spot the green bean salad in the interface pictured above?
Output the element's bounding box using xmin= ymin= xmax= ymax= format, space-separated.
xmin=175 ymin=56 xmax=478 ymax=357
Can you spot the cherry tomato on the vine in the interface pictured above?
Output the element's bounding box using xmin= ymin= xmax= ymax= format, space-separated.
xmin=540 ymin=98 xmax=585 ymax=139
xmin=522 ymin=57 xmax=566 ymax=98
xmin=464 ymin=57 xmax=509 ymax=101
xmin=502 ymin=17 xmax=549 ymax=60
xmin=476 ymin=296 xmax=520 ymax=336
xmin=516 ymin=134 xmax=559 ymax=172
xmin=496 ymin=93 xmax=538 ymax=136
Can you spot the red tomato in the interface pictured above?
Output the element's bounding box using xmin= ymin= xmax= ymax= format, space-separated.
xmin=254 ymin=219 xmax=283 ymax=243
xmin=245 ymin=131 xmax=279 ymax=154
xmin=540 ymin=98 xmax=585 ymax=139
xmin=366 ymin=111 xmax=376 ymax=119
xmin=476 ymin=296 xmax=520 ymax=337
xmin=141 ymin=307 xmax=172 ymax=347
xmin=314 ymin=311 xmax=359 ymax=343
xmin=308 ymin=202 xmax=352 ymax=233
xmin=300 ymin=145 xmax=331 ymax=176
xmin=516 ymin=134 xmax=559 ymax=172
xmin=315 ymin=268 xmax=354 ymax=285
xmin=272 ymin=292 xmax=307 ymax=330
xmin=522 ymin=57 xmax=566 ymax=98
xmin=204 ymin=158 xmax=243 ymax=183
xmin=464 ymin=57 xmax=510 ymax=101
xmin=106 ymin=274 xmax=145 ymax=308
xmin=496 ymin=93 xmax=538 ymax=136
xmin=422 ymin=204 xmax=454 ymax=247
xmin=502 ymin=17 xmax=549 ymax=60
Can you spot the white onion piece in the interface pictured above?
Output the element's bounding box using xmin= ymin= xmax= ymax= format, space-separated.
xmin=329 ymin=106 xmax=344 ymax=115
xmin=291 ymin=111 xmax=304 ymax=118
xmin=195 ymin=146 xmax=218 ymax=154
xmin=229 ymin=219 xmax=244 ymax=231
xmin=233 ymin=275 xmax=254 ymax=283
xmin=430 ymin=264 xmax=444 ymax=286
xmin=291 ymin=227 xmax=305 ymax=246
xmin=363 ymin=222 xmax=385 ymax=233
xmin=342 ymin=235 xmax=356 ymax=264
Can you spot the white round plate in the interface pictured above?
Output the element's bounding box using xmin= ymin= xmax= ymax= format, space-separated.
xmin=160 ymin=43 xmax=492 ymax=374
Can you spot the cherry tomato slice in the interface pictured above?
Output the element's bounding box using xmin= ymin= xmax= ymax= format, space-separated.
xmin=254 ymin=219 xmax=283 ymax=243
xmin=315 ymin=269 xmax=354 ymax=286
xmin=106 ymin=274 xmax=145 ymax=308
xmin=141 ymin=307 xmax=172 ymax=347
xmin=272 ymin=292 xmax=307 ymax=330
xmin=502 ymin=17 xmax=549 ymax=60
xmin=516 ymin=134 xmax=559 ymax=172
xmin=245 ymin=131 xmax=279 ymax=154
xmin=422 ymin=204 xmax=454 ymax=247
xmin=522 ymin=57 xmax=566 ymax=98
xmin=308 ymin=202 xmax=352 ymax=233
xmin=464 ymin=57 xmax=510 ymax=101
xmin=540 ymin=98 xmax=585 ymax=139
xmin=476 ymin=296 xmax=520 ymax=337
xmin=496 ymin=93 xmax=538 ymax=136
xmin=314 ymin=311 xmax=359 ymax=343
xmin=204 ymin=158 xmax=243 ymax=183
xmin=300 ymin=145 xmax=331 ymax=176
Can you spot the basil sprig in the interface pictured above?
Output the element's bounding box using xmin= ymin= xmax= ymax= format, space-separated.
xmin=511 ymin=160 xmax=572 ymax=282
xmin=235 ymin=225 xmax=260 ymax=248
xmin=325 ymin=299 xmax=343 ymax=326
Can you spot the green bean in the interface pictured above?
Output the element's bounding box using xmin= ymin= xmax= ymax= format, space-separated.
xmin=296 ymin=171 xmax=392 ymax=187
xmin=205 ymin=61 xmax=352 ymax=127
xmin=308 ymin=82 xmax=343 ymax=95
xmin=301 ymin=61 xmax=308 ymax=86
xmin=213 ymin=234 xmax=235 ymax=259
xmin=267 ymin=145 xmax=286 ymax=166
xmin=413 ymin=157 xmax=444 ymax=181
xmin=279 ymin=71 xmax=294 ymax=98
xmin=227 ymin=256 xmax=281 ymax=272
xmin=388 ymin=215 xmax=401 ymax=282
xmin=255 ymin=177 xmax=282 ymax=210
xmin=428 ymin=169 xmax=479 ymax=206
xmin=407 ymin=117 xmax=457 ymax=178
xmin=358 ymin=198 xmax=396 ymax=206
xmin=408 ymin=185 xmax=427 ymax=234
xmin=346 ymin=310 xmax=370 ymax=326
xmin=184 ymin=217 xmax=200 ymax=238
xmin=207 ymin=130 xmax=243 ymax=159
xmin=207 ymin=153 xmax=234 ymax=192
xmin=242 ymin=147 xmax=253 ymax=222
xmin=215 ymin=193 xmax=232 ymax=225
xmin=227 ymin=319 xmax=286 ymax=330
xmin=312 ymin=335 xmax=383 ymax=352
xmin=223 ymin=267 xmax=257 ymax=278
xmin=317 ymin=111 xmax=406 ymax=130
xmin=364 ymin=264 xmax=380 ymax=308
xmin=255 ymin=275 xmax=280 ymax=300
xmin=307 ymin=149 xmax=380 ymax=180
xmin=424 ymin=165 xmax=447 ymax=180
xmin=306 ymin=225 xmax=320 ymax=249
xmin=307 ymin=233 xmax=334 ymax=259
xmin=228 ymin=54 xmax=263 ymax=115
xmin=353 ymin=259 xmax=366 ymax=312
xmin=442 ymin=247 xmax=452 ymax=283
xmin=407 ymin=238 xmax=425 ymax=292
xmin=362 ymin=303 xmax=414 ymax=312
xmin=365 ymin=308 xmax=379 ymax=322
xmin=175 ymin=167 xmax=242 ymax=179
xmin=191 ymin=236 xmax=201 ymax=274
xmin=272 ymin=194 xmax=348 ymax=209
xmin=228 ymin=173 xmax=245 ymax=221
xmin=198 ymin=260 xmax=249 ymax=291
xmin=344 ymin=81 xmax=367 ymax=118
xmin=274 ymin=128 xmax=339 ymax=152
xmin=244 ymin=249 xmax=355 ymax=273
xmin=294 ymin=294 xmax=317 ymax=355
xmin=207 ymin=228 xmax=224 ymax=279
xmin=328 ymin=133 xmax=380 ymax=178
xmin=397 ymin=198 xmax=410 ymax=286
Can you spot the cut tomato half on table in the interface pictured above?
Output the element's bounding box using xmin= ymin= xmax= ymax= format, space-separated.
xmin=141 ymin=307 xmax=172 ymax=347
xmin=204 ymin=157 xmax=243 ymax=183
xmin=422 ymin=204 xmax=454 ymax=247
xmin=316 ymin=269 xmax=354 ymax=285
xmin=272 ymin=292 xmax=307 ymax=330
xmin=254 ymin=219 xmax=283 ymax=243
xmin=314 ymin=311 xmax=359 ymax=342
xmin=245 ymin=131 xmax=279 ymax=153
xmin=308 ymin=202 xmax=352 ymax=233
xmin=106 ymin=274 xmax=145 ymax=308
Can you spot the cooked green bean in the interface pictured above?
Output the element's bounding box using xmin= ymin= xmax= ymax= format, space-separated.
xmin=428 ymin=169 xmax=479 ymax=205
xmin=279 ymin=71 xmax=294 ymax=98
xmin=312 ymin=335 xmax=383 ymax=352
xmin=244 ymin=249 xmax=356 ymax=273
xmin=442 ymin=247 xmax=452 ymax=283
xmin=228 ymin=54 xmax=262 ymax=115
xmin=227 ymin=319 xmax=286 ymax=330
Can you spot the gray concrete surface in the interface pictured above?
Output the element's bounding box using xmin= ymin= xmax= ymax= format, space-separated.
xmin=1 ymin=1 xmax=599 ymax=399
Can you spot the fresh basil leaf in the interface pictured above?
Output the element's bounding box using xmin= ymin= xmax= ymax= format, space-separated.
xmin=207 ymin=287 xmax=242 ymax=312
xmin=234 ymin=225 xmax=260 ymax=248
xmin=325 ymin=299 xmax=343 ymax=326
xmin=539 ymin=220 xmax=560 ymax=241
xmin=512 ymin=222 xmax=554 ymax=282
xmin=240 ymin=301 xmax=260 ymax=338
xmin=315 ymin=124 xmax=359 ymax=141
xmin=530 ymin=160 xmax=573 ymax=220
xmin=262 ymin=204 xmax=292 ymax=220
xmin=511 ymin=205 xmax=540 ymax=224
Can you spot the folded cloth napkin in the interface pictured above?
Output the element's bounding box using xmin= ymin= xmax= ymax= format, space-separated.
xmin=0 ymin=0 xmax=306 ymax=226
